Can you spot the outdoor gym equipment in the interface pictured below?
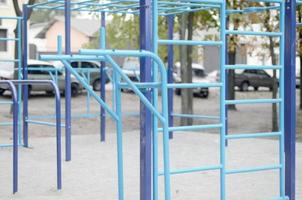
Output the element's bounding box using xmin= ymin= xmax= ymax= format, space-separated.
xmin=0 ymin=0 xmax=297 ymax=199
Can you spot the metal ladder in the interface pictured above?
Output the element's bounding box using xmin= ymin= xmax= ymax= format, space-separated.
xmin=0 ymin=16 xmax=22 ymax=147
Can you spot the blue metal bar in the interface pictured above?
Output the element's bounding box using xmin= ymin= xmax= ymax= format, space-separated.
xmin=100 ymin=12 xmax=106 ymax=142
xmin=285 ymin=1 xmax=296 ymax=199
xmin=0 ymin=101 xmax=13 ymax=105
xmin=26 ymin=119 xmax=65 ymax=127
xmin=11 ymin=80 xmax=62 ymax=191
xmin=112 ymin=61 xmax=124 ymax=200
xmin=226 ymin=30 xmax=282 ymax=37
xmin=225 ymin=98 xmax=282 ymax=105
xmin=152 ymin=1 xmax=160 ymax=199
xmin=225 ymin=64 xmax=282 ymax=70
xmin=172 ymin=113 xmax=220 ymax=120
xmin=226 ymin=132 xmax=282 ymax=140
xmin=22 ymin=4 xmax=29 ymax=148
xmin=0 ymin=81 xmax=18 ymax=194
xmin=158 ymin=123 xmax=222 ymax=132
xmin=279 ymin=2 xmax=286 ymax=198
xmin=140 ymin=1 xmax=153 ymax=198
xmin=64 ymin=0 xmax=72 ymax=162
xmin=158 ymin=165 xmax=222 ymax=176
xmin=167 ymin=15 xmax=174 ymax=140
xmin=159 ymin=39 xmax=222 ymax=46
xmin=226 ymin=165 xmax=282 ymax=175
xmin=220 ymin=2 xmax=227 ymax=199
xmin=168 ymin=82 xmax=222 ymax=88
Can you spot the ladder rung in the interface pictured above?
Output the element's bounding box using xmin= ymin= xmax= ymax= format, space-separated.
xmin=226 ymin=30 xmax=282 ymax=37
xmin=225 ymin=64 xmax=282 ymax=70
xmin=226 ymin=132 xmax=281 ymax=140
xmin=0 ymin=122 xmax=13 ymax=126
xmin=158 ymin=39 xmax=222 ymax=46
xmin=158 ymin=123 xmax=222 ymax=132
xmin=0 ymin=59 xmax=20 ymax=63
xmin=0 ymin=38 xmax=19 ymax=41
xmin=226 ymin=98 xmax=282 ymax=105
xmin=269 ymin=197 xmax=289 ymax=200
xmin=226 ymin=164 xmax=282 ymax=175
xmin=0 ymin=101 xmax=13 ymax=105
xmin=26 ymin=119 xmax=65 ymax=127
xmin=167 ymin=82 xmax=222 ymax=88
xmin=158 ymin=165 xmax=222 ymax=176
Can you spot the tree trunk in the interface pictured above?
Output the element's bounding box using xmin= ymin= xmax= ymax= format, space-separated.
xmin=300 ymin=56 xmax=302 ymax=110
xmin=179 ymin=13 xmax=193 ymax=126
xmin=227 ymin=53 xmax=236 ymax=110
xmin=268 ymin=36 xmax=278 ymax=131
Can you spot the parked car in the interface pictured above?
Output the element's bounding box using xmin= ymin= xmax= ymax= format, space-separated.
xmin=0 ymin=60 xmax=83 ymax=97
xmin=120 ymin=58 xmax=140 ymax=92
xmin=53 ymin=61 xmax=110 ymax=91
xmin=235 ymin=69 xmax=274 ymax=91
xmin=173 ymin=62 xmax=210 ymax=98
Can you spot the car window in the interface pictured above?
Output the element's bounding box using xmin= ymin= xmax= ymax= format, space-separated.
xmin=71 ymin=62 xmax=79 ymax=68
xmin=81 ymin=62 xmax=97 ymax=68
xmin=193 ymin=69 xmax=206 ymax=78
xmin=28 ymin=64 xmax=52 ymax=75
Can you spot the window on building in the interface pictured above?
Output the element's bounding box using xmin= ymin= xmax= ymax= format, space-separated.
xmin=0 ymin=29 xmax=8 ymax=52
xmin=0 ymin=0 xmax=7 ymax=5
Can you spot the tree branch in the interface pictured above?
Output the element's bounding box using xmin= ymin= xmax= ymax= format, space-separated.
xmin=12 ymin=0 xmax=22 ymax=16
xmin=13 ymin=0 xmax=36 ymax=18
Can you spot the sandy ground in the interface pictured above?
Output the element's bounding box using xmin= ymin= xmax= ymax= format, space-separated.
xmin=0 ymin=87 xmax=301 ymax=199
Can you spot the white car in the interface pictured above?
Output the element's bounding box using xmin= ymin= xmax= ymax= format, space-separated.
xmin=0 ymin=60 xmax=83 ymax=96
xmin=173 ymin=62 xmax=210 ymax=98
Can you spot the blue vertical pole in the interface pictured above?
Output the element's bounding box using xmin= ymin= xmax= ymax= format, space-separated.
xmin=17 ymin=18 xmax=22 ymax=146
xmin=152 ymin=0 xmax=159 ymax=199
xmin=22 ymin=4 xmax=29 ymax=148
xmin=139 ymin=0 xmax=152 ymax=199
xmin=284 ymin=0 xmax=296 ymax=199
xmin=220 ymin=2 xmax=226 ymax=200
xmin=167 ymin=15 xmax=174 ymax=139
xmin=65 ymin=0 xmax=72 ymax=161
xmin=100 ymin=12 xmax=106 ymax=142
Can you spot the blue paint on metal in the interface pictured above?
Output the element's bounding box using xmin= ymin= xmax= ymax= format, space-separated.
xmin=100 ymin=12 xmax=106 ymax=142
xmin=167 ymin=15 xmax=174 ymax=139
xmin=64 ymin=0 xmax=72 ymax=162
xmin=139 ymin=0 xmax=152 ymax=199
xmin=22 ymin=4 xmax=29 ymax=148
xmin=285 ymin=0 xmax=296 ymax=199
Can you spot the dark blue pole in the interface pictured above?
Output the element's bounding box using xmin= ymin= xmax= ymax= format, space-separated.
xmin=64 ymin=0 xmax=72 ymax=161
xmin=284 ymin=0 xmax=296 ymax=199
xmin=167 ymin=15 xmax=174 ymax=139
xmin=100 ymin=12 xmax=106 ymax=142
xmin=139 ymin=0 xmax=152 ymax=199
xmin=22 ymin=4 xmax=29 ymax=148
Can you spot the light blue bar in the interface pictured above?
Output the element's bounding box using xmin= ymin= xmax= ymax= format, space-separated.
xmin=226 ymin=165 xmax=282 ymax=175
xmin=225 ymin=64 xmax=282 ymax=70
xmin=0 ymin=59 xmax=19 ymax=63
xmin=279 ymin=1 xmax=286 ymax=198
xmin=0 ymin=122 xmax=13 ymax=126
xmin=226 ymin=98 xmax=282 ymax=105
xmin=158 ymin=39 xmax=222 ymax=46
xmin=226 ymin=30 xmax=282 ymax=37
xmin=0 ymin=38 xmax=19 ymax=41
xmin=158 ymin=165 xmax=222 ymax=176
xmin=220 ymin=2 xmax=227 ymax=199
xmin=26 ymin=119 xmax=65 ymax=127
xmin=0 ymin=101 xmax=13 ymax=105
xmin=172 ymin=113 xmax=220 ymax=120
xmin=167 ymin=82 xmax=222 ymax=88
xmin=226 ymin=132 xmax=281 ymax=140
xmin=158 ymin=123 xmax=222 ymax=132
